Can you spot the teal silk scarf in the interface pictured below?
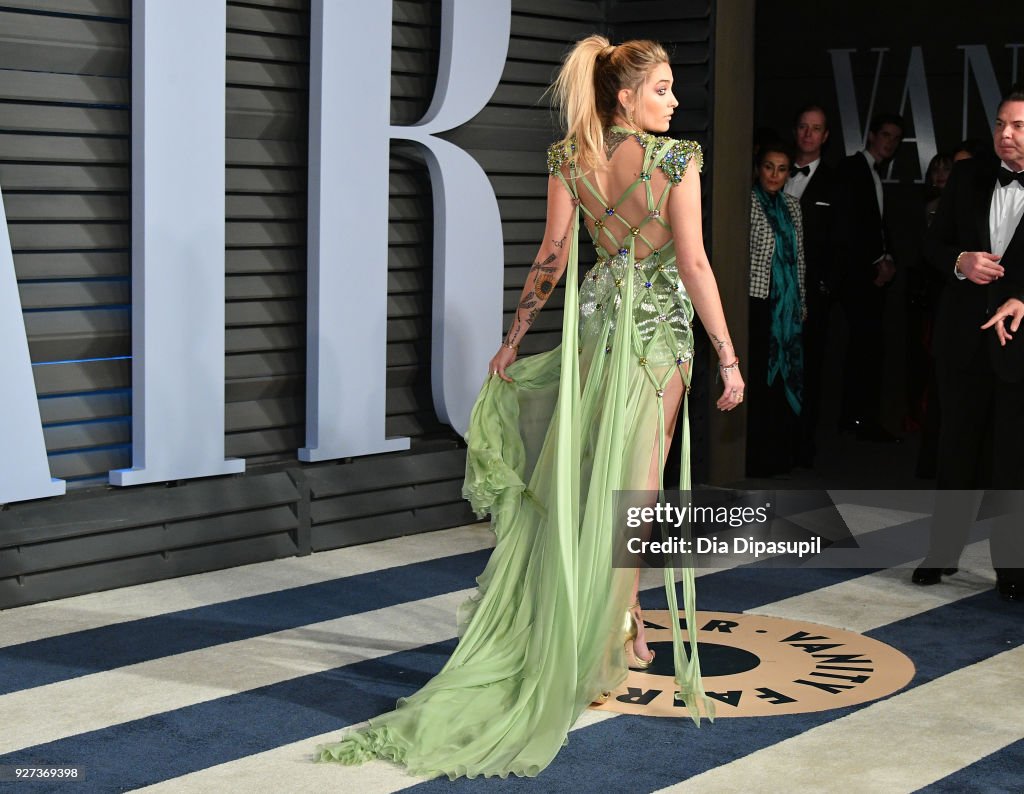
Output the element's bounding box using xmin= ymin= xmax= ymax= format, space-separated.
xmin=754 ymin=183 xmax=803 ymax=414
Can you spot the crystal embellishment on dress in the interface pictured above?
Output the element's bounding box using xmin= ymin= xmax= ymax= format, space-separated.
xmin=547 ymin=140 xmax=572 ymax=174
xmin=658 ymin=139 xmax=703 ymax=183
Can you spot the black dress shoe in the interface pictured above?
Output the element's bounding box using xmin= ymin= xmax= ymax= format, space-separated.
xmin=912 ymin=567 xmax=958 ymax=585
xmin=996 ymin=580 xmax=1022 ymax=602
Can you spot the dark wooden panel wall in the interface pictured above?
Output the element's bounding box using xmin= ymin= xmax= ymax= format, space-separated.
xmin=0 ymin=0 xmax=713 ymax=608
xmin=1 ymin=0 xmax=132 ymax=484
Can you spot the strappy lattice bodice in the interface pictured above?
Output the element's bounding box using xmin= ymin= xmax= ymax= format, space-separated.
xmin=548 ymin=128 xmax=703 ymax=367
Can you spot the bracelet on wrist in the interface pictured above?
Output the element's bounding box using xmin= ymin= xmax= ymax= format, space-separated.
xmin=718 ymin=358 xmax=740 ymax=372
xmin=502 ymin=341 xmax=519 ymax=352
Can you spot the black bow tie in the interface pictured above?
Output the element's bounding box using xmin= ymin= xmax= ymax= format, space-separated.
xmin=873 ymin=160 xmax=887 ymax=176
xmin=997 ymin=168 xmax=1024 ymax=188
xmin=791 ymin=165 xmax=811 ymax=177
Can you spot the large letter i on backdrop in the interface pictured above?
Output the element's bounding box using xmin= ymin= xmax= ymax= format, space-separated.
xmin=110 ymin=1 xmax=244 ymax=486
xmin=301 ymin=0 xmax=509 ymax=461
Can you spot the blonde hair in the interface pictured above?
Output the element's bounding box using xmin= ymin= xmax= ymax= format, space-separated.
xmin=549 ymin=35 xmax=670 ymax=170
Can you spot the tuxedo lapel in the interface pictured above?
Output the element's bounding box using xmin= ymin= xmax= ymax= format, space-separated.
xmin=801 ymin=168 xmax=825 ymax=207
xmin=1000 ymin=208 xmax=1024 ymax=272
xmin=972 ymin=160 xmax=997 ymax=253
xmin=857 ymin=154 xmax=882 ymax=226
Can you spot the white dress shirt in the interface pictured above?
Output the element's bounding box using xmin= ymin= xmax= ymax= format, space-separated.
xmin=784 ymin=158 xmax=820 ymax=201
xmin=990 ymin=163 xmax=1024 ymax=257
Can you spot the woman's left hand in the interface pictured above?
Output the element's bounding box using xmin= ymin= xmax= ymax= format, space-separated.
xmin=716 ymin=366 xmax=745 ymax=411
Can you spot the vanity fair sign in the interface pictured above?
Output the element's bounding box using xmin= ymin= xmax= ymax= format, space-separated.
xmin=0 ymin=0 xmax=512 ymax=504
xmin=755 ymin=0 xmax=1022 ymax=181
xmin=828 ymin=44 xmax=1023 ymax=180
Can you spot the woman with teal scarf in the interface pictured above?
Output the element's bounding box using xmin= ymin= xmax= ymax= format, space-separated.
xmin=746 ymin=141 xmax=806 ymax=477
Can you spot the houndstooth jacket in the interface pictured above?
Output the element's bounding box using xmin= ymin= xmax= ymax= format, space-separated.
xmin=748 ymin=189 xmax=806 ymax=311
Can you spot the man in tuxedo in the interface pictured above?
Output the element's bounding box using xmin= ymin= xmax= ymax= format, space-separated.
xmin=833 ymin=112 xmax=904 ymax=442
xmin=916 ymin=87 xmax=1024 ymax=601
xmin=785 ymin=104 xmax=836 ymax=465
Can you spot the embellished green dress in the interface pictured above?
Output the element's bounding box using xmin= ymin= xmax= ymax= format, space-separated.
xmin=318 ymin=130 xmax=711 ymax=779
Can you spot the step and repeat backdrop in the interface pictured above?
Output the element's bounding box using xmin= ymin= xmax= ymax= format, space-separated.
xmin=0 ymin=0 xmax=713 ymax=606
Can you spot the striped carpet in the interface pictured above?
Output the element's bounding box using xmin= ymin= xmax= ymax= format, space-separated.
xmin=0 ymin=512 xmax=1020 ymax=793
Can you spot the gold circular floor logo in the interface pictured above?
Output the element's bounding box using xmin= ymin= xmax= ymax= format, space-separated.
xmin=593 ymin=610 xmax=915 ymax=718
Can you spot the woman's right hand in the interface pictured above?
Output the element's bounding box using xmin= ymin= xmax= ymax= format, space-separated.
xmin=488 ymin=345 xmax=518 ymax=383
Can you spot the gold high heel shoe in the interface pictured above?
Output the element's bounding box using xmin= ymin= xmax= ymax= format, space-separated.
xmin=625 ymin=601 xmax=655 ymax=670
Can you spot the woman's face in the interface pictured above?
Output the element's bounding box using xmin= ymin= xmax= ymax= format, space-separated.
xmin=758 ymin=151 xmax=790 ymax=194
xmin=928 ymin=159 xmax=952 ymax=189
xmin=634 ymin=62 xmax=677 ymax=133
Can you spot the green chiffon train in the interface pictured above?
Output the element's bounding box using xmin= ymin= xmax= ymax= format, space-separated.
xmin=318 ymin=133 xmax=712 ymax=779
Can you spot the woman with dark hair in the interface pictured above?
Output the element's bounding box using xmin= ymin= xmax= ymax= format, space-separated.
xmin=746 ymin=141 xmax=806 ymax=477
xmin=318 ymin=34 xmax=742 ymax=779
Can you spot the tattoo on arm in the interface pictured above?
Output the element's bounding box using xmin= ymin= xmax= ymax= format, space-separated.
xmin=506 ymin=253 xmax=562 ymax=346
xmin=518 ymin=291 xmax=538 ymax=310
xmin=552 ymin=234 xmax=567 ymax=249
xmin=529 ymin=253 xmax=557 ymax=273
xmin=710 ymin=333 xmax=732 ymax=353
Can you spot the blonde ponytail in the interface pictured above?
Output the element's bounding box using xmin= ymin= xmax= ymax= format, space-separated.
xmin=549 ymin=36 xmax=670 ymax=171
xmin=550 ymin=35 xmax=609 ymax=171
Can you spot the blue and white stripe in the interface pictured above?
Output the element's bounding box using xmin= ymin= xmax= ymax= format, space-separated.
xmin=0 ymin=513 xmax=1020 ymax=793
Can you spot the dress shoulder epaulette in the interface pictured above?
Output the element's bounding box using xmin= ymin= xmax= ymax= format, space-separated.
xmin=546 ymin=139 xmax=575 ymax=174
xmin=656 ymin=138 xmax=703 ymax=184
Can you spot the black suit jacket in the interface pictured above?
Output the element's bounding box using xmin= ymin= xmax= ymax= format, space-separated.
xmin=925 ymin=157 xmax=1024 ymax=381
xmin=796 ymin=162 xmax=837 ymax=293
xmin=833 ymin=152 xmax=887 ymax=293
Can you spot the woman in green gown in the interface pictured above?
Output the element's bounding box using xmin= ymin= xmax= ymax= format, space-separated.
xmin=318 ymin=34 xmax=745 ymax=780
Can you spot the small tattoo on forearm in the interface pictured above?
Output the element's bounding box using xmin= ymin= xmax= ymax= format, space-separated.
xmin=711 ymin=334 xmax=732 ymax=352
xmin=529 ymin=253 xmax=557 ymax=273
xmin=552 ymin=235 xmax=566 ymax=248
